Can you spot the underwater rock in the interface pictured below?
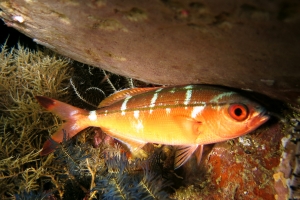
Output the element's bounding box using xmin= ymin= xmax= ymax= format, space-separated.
xmin=173 ymin=120 xmax=286 ymax=199
xmin=0 ymin=0 xmax=300 ymax=105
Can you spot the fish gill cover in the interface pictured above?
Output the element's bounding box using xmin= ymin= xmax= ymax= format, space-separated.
xmin=0 ymin=42 xmax=297 ymax=199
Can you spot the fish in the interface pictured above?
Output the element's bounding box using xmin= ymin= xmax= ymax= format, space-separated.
xmin=35 ymin=85 xmax=269 ymax=169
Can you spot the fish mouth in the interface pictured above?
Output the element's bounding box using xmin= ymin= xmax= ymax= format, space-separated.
xmin=248 ymin=109 xmax=270 ymax=128
xmin=259 ymin=112 xmax=270 ymax=124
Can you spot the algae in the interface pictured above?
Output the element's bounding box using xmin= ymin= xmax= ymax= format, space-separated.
xmin=0 ymin=43 xmax=174 ymax=199
xmin=0 ymin=43 xmax=72 ymax=198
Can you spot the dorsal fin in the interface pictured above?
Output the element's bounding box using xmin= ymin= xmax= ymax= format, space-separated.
xmin=98 ymin=87 xmax=160 ymax=108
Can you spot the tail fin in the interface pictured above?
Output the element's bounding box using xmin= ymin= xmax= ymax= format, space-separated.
xmin=35 ymin=96 xmax=90 ymax=155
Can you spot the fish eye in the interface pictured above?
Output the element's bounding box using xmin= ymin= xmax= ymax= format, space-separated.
xmin=228 ymin=104 xmax=249 ymax=121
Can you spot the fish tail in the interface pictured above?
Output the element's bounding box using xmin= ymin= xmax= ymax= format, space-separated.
xmin=35 ymin=96 xmax=90 ymax=155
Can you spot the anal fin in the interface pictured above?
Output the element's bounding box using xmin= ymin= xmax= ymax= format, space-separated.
xmin=119 ymin=137 xmax=148 ymax=159
xmin=105 ymin=129 xmax=147 ymax=156
xmin=125 ymin=139 xmax=147 ymax=152
xmin=174 ymin=145 xmax=203 ymax=169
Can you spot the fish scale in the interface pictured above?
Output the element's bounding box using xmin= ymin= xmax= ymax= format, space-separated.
xmin=35 ymin=84 xmax=269 ymax=169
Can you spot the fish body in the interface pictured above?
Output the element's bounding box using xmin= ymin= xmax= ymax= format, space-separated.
xmin=36 ymin=85 xmax=269 ymax=168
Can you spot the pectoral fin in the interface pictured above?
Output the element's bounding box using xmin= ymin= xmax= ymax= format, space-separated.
xmin=174 ymin=145 xmax=204 ymax=169
xmin=195 ymin=145 xmax=203 ymax=165
xmin=173 ymin=115 xmax=202 ymax=136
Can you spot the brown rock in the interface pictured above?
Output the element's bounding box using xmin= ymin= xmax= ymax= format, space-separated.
xmin=0 ymin=0 xmax=299 ymax=104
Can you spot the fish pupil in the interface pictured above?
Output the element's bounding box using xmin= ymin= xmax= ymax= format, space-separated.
xmin=228 ymin=104 xmax=248 ymax=121
xmin=234 ymin=108 xmax=243 ymax=116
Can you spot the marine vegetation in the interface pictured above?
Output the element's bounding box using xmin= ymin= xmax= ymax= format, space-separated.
xmin=0 ymin=43 xmax=72 ymax=198
xmin=0 ymin=44 xmax=173 ymax=199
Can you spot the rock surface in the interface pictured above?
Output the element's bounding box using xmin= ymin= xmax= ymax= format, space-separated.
xmin=0 ymin=0 xmax=300 ymax=105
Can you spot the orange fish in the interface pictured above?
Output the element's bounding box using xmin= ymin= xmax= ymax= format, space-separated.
xmin=36 ymin=85 xmax=269 ymax=169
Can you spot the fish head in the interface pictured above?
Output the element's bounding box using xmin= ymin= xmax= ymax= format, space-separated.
xmin=216 ymin=100 xmax=269 ymax=139
xmin=196 ymin=98 xmax=269 ymax=143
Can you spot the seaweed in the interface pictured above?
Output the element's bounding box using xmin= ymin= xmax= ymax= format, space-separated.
xmin=0 ymin=43 xmax=176 ymax=199
xmin=93 ymin=154 xmax=172 ymax=200
xmin=0 ymin=42 xmax=72 ymax=199
xmin=36 ymin=129 xmax=173 ymax=199
xmin=14 ymin=190 xmax=53 ymax=200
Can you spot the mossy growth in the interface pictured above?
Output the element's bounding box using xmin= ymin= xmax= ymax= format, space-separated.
xmin=0 ymin=43 xmax=175 ymax=199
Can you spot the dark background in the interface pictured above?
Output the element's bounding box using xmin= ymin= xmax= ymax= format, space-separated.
xmin=0 ymin=19 xmax=36 ymax=49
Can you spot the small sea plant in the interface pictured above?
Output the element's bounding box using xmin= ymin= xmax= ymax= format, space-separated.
xmin=0 ymin=43 xmax=175 ymax=199
xmin=0 ymin=42 xmax=72 ymax=198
